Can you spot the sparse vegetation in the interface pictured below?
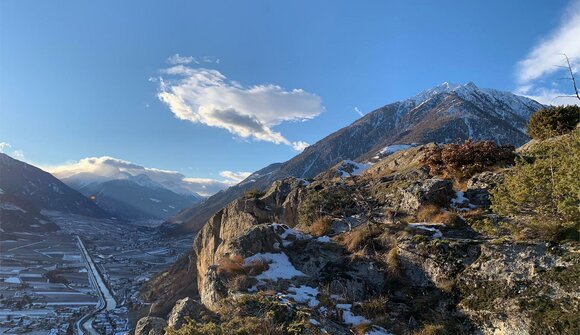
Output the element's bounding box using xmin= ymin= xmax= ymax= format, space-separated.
xmin=422 ymin=140 xmax=515 ymax=180
xmin=527 ymin=105 xmax=580 ymax=140
xmin=298 ymin=185 xmax=357 ymax=227
xmin=244 ymin=188 xmax=265 ymax=199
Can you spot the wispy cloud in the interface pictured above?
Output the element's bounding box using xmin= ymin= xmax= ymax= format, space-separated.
xmin=0 ymin=142 xmax=11 ymax=153
xmin=46 ymin=156 xmax=250 ymax=196
xmin=515 ymin=0 xmax=580 ymax=105
xmin=156 ymin=59 xmax=323 ymax=150
xmin=167 ymin=54 xmax=221 ymax=65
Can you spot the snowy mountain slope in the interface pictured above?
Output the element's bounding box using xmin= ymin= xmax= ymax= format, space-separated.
xmin=163 ymin=82 xmax=543 ymax=234
xmin=0 ymin=153 xmax=109 ymax=233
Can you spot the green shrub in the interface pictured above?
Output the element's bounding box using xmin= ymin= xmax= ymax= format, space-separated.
xmin=491 ymin=130 xmax=580 ymax=241
xmin=527 ymin=105 xmax=580 ymax=140
xmin=244 ymin=188 xmax=265 ymax=199
xmin=298 ymin=186 xmax=356 ymax=226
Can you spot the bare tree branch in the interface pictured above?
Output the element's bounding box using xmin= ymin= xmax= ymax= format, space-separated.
xmin=561 ymin=53 xmax=580 ymax=101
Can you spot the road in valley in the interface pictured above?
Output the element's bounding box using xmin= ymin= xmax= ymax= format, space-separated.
xmin=75 ymin=235 xmax=117 ymax=335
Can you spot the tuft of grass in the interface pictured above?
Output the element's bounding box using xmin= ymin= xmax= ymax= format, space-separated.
xmin=351 ymin=323 xmax=373 ymax=335
xmin=217 ymin=255 xmax=269 ymax=278
xmin=416 ymin=204 xmax=441 ymax=222
xmin=308 ymin=216 xmax=333 ymax=237
xmin=384 ymin=246 xmax=401 ymax=277
xmin=340 ymin=225 xmax=381 ymax=253
xmin=411 ymin=324 xmax=445 ymax=335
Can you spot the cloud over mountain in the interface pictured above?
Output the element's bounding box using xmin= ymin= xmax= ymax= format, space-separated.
xmin=46 ymin=156 xmax=249 ymax=196
xmin=156 ymin=62 xmax=322 ymax=149
xmin=516 ymin=0 xmax=580 ymax=105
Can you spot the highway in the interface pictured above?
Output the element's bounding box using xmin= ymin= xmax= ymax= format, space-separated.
xmin=75 ymin=235 xmax=117 ymax=335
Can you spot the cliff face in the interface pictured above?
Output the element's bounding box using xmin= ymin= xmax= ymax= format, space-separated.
xmin=140 ymin=143 xmax=578 ymax=335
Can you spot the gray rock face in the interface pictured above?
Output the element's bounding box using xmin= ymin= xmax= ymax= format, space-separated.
xmin=167 ymin=297 xmax=205 ymax=329
xmin=465 ymin=171 xmax=504 ymax=206
xmin=134 ymin=317 xmax=167 ymax=335
xmin=229 ymin=224 xmax=283 ymax=257
xmin=399 ymin=178 xmax=454 ymax=212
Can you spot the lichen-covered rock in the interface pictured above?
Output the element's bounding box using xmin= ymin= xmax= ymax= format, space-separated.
xmin=134 ymin=316 xmax=167 ymax=335
xmin=399 ymin=178 xmax=454 ymax=211
xmin=167 ymin=297 xmax=205 ymax=330
xmin=464 ymin=171 xmax=504 ymax=206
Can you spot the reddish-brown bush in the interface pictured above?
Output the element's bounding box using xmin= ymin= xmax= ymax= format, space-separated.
xmin=422 ymin=140 xmax=515 ymax=179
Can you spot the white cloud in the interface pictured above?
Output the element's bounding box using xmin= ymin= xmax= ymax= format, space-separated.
xmin=0 ymin=142 xmax=11 ymax=153
xmin=354 ymin=107 xmax=364 ymax=116
xmin=156 ymin=61 xmax=323 ymax=147
xmin=46 ymin=156 xmax=248 ymax=197
xmin=291 ymin=141 xmax=309 ymax=152
xmin=167 ymin=54 xmax=195 ymax=65
xmin=12 ymin=150 xmax=25 ymax=160
xmin=219 ymin=170 xmax=252 ymax=184
xmin=515 ymin=0 xmax=580 ymax=105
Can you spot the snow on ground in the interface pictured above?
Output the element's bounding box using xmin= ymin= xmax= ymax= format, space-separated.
xmin=5 ymin=277 xmax=22 ymax=284
xmin=365 ymin=326 xmax=394 ymax=335
xmin=316 ymin=236 xmax=331 ymax=243
xmin=408 ymin=223 xmax=443 ymax=238
xmin=451 ymin=191 xmax=477 ymax=211
xmin=0 ymin=187 xmax=4 ymax=194
xmin=380 ymin=144 xmax=414 ymax=155
xmin=338 ymin=160 xmax=371 ymax=177
xmin=149 ymin=198 xmax=161 ymax=203
xmin=336 ymin=303 xmax=370 ymax=325
xmin=285 ymin=285 xmax=320 ymax=307
xmin=244 ymin=252 xmax=305 ymax=280
xmin=270 ymin=223 xmax=310 ymax=246
xmin=0 ymin=202 xmax=26 ymax=212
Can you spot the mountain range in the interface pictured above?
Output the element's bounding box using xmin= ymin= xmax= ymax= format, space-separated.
xmin=163 ymin=82 xmax=543 ymax=234
xmin=0 ymin=153 xmax=108 ymax=233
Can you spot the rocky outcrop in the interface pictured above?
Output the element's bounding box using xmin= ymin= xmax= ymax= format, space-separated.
xmin=464 ymin=171 xmax=504 ymax=206
xmin=399 ymin=178 xmax=454 ymax=212
xmin=134 ymin=317 xmax=167 ymax=335
xmin=167 ymin=297 xmax=205 ymax=329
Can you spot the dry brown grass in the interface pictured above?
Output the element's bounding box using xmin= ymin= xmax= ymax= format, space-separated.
xmin=438 ymin=278 xmax=455 ymax=294
xmin=416 ymin=204 xmax=441 ymax=222
xmin=308 ymin=216 xmax=333 ymax=237
xmin=351 ymin=323 xmax=372 ymax=335
xmin=431 ymin=211 xmax=463 ymax=227
xmin=217 ymin=255 xmax=269 ymax=278
xmin=411 ymin=324 xmax=445 ymax=335
xmin=384 ymin=247 xmax=401 ymax=277
xmin=358 ymin=295 xmax=389 ymax=319
xmin=340 ymin=225 xmax=381 ymax=253
xmin=226 ymin=274 xmax=258 ymax=292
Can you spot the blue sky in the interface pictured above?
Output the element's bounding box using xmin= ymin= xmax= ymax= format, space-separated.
xmin=1 ymin=0 xmax=579 ymax=193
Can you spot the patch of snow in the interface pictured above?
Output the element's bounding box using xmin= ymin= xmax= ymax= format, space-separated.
xmin=451 ymin=191 xmax=477 ymax=211
xmin=149 ymin=198 xmax=161 ymax=203
xmin=4 ymin=276 xmax=22 ymax=284
xmin=0 ymin=187 xmax=4 ymax=194
xmin=408 ymin=223 xmax=443 ymax=238
xmin=338 ymin=160 xmax=371 ymax=177
xmin=0 ymin=202 xmax=26 ymax=212
xmin=366 ymin=326 xmax=394 ymax=335
xmin=309 ymin=318 xmax=320 ymax=325
xmin=284 ymin=285 xmax=320 ymax=307
xmin=336 ymin=303 xmax=370 ymax=325
xmin=244 ymin=252 xmax=305 ymax=280
xmin=316 ymin=236 xmax=331 ymax=243
xmin=270 ymin=223 xmax=310 ymax=246
xmin=380 ymin=144 xmax=414 ymax=155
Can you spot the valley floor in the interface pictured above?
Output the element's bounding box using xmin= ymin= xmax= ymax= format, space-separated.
xmin=0 ymin=212 xmax=193 ymax=335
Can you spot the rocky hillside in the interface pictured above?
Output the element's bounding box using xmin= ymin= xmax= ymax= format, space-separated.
xmin=0 ymin=153 xmax=108 ymax=233
xmin=139 ymin=136 xmax=578 ymax=335
xmin=164 ymin=82 xmax=543 ymax=235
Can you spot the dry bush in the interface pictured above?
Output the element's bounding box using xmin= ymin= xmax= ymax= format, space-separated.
xmin=340 ymin=226 xmax=381 ymax=253
xmin=416 ymin=204 xmax=441 ymax=222
xmin=217 ymin=255 xmax=269 ymax=278
xmin=217 ymin=255 xmax=245 ymax=276
xmin=438 ymin=278 xmax=455 ymax=294
xmin=308 ymin=216 xmax=333 ymax=237
xmin=422 ymin=140 xmax=515 ymax=180
xmin=431 ymin=211 xmax=463 ymax=227
xmin=351 ymin=323 xmax=372 ymax=335
xmin=358 ymin=295 xmax=389 ymax=319
xmin=384 ymin=247 xmax=401 ymax=277
xmin=411 ymin=324 xmax=445 ymax=335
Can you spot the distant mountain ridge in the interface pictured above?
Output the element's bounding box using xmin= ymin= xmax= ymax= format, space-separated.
xmin=0 ymin=153 xmax=108 ymax=233
xmin=72 ymin=174 xmax=203 ymax=220
xmin=163 ymin=82 xmax=543 ymax=234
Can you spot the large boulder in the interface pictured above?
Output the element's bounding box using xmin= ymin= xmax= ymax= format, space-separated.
xmin=134 ymin=317 xmax=167 ymax=335
xmin=167 ymin=297 xmax=206 ymax=330
xmin=399 ymin=178 xmax=454 ymax=212
xmin=464 ymin=171 xmax=504 ymax=206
